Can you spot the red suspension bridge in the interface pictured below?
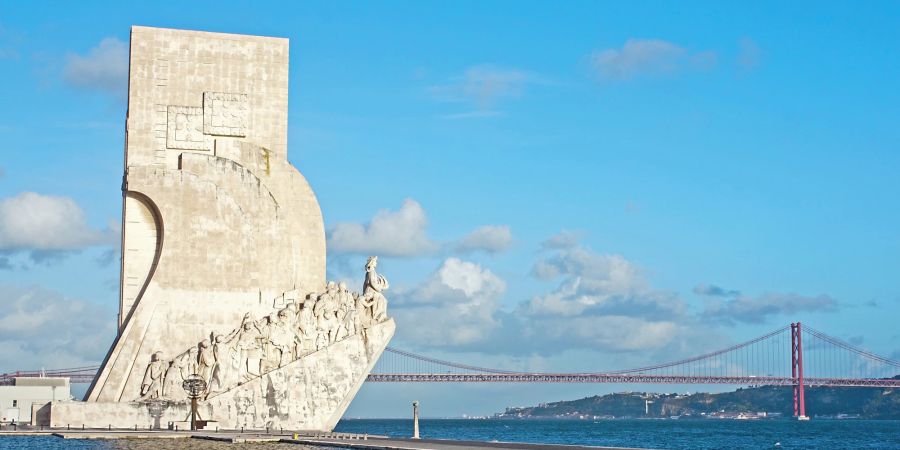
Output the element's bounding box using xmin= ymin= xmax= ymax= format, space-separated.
xmin=3 ymin=323 xmax=899 ymax=419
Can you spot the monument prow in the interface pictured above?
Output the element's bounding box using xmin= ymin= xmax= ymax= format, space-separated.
xmin=52 ymin=25 xmax=394 ymax=431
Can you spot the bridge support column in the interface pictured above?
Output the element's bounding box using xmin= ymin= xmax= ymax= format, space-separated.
xmin=791 ymin=322 xmax=808 ymax=420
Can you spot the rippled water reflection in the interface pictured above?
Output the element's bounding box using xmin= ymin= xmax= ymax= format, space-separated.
xmin=2 ymin=419 xmax=900 ymax=450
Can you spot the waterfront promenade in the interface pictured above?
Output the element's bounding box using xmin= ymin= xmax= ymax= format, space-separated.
xmin=0 ymin=429 xmax=647 ymax=449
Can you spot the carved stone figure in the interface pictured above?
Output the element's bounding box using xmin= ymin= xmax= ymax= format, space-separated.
xmin=270 ymin=309 xmax=301 ymax=367
xmin=133 ymin=260 xmax=393 ymax=402
xmin=315 ymin=282 xmax=340 ymax=343
xmin=162 ymin=355 xmax=188 ymax=402
xmin=363 ymin=256 xmax=390 ymax=324
xmin=283 ymin=303 xmax=299 ymax=330
xmin=139 ymin=352 xmax=166 ymax=400
xmin=337 ymin=282 xmax=357 ymax=338
xmin=185 ymin=347 xmax=201 ymax=376
xmin=297 ymin=300 xmax=316 ymax=355
xmin=209 ymin=333 xmax=233 ymax=395
xmin=234 ymin=314 xmax=263 ymax=383
xmin=259 ymin=315 xmax=280 ymax=373
xmin=354 ymin=292 xmax=370 ymax=326
xmin=312 ymin=289 xmax=326 ymax=322
xmin=198 ymin=339 xmax=216 ymax=385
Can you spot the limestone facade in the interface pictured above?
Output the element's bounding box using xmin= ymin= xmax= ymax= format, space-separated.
xmin=51 ymin=319 xmax=394 ymax=430
xmin=50 ymin=26 xmax=394 ymax=431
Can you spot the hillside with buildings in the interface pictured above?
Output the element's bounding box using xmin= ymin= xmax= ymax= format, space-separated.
xmin=496 ymin=382 xmax=900 ymax=420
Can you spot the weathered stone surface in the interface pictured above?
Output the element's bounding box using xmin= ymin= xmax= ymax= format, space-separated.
xmin=205 ymin=318 xmax=395 ymax=430
xmin=203 ymin=92 xmax=249 ymax=136
xmin=51 ymin=319 xmax=394 ymax=430
xmin=50 ymin=399 xmax=202 ymax=430
xmin=87 ymin=25 xmax=326 ymax=404
xmin=166 ymin=106 xmax=210 ymax=150
xmin=49 ymin=26 xmax=393 ymax=431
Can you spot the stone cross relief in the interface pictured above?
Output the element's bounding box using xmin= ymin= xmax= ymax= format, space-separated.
xmin=138 ymin=257 xmax=391 ymax=402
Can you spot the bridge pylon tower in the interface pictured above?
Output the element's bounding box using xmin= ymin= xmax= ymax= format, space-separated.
xmin=791 ymin=322 xmax=808 ymax=420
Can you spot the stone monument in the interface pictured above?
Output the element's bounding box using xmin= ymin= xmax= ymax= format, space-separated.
xmin=50 ymin=26 xmax=395 ymax=431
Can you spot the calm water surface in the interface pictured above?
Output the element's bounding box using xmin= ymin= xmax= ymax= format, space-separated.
xmin=0 ymin=419 xmax=898 ymax=449
xmin=336 ymin=419 xmax=900 ymax=449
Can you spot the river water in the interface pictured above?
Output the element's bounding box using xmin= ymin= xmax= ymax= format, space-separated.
xmin=0 ymin=419 xmax=898 ymax=449
xmin=336 ymin=419 xmax=900 ymax=449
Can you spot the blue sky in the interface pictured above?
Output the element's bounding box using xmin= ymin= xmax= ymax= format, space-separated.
xmin=1 ymin=1 xmax=899 ymax=417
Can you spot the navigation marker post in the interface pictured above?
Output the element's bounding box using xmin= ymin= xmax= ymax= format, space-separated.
xmin=412 ymin=401 xmax=420 ymax=439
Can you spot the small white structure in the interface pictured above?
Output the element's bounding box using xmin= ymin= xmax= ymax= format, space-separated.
xmin=0 ymin=377 xmax=71 ymax=425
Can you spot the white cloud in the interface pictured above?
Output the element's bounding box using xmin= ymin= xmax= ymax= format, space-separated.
xmin=62 ymin=37 xmax=128 ymax=98
xmin=387 ymin=237 xmax=701 ymax=356
xmin=695 ymin=283 xmax=837 ymax=324
xmin=328 ymin=199 xmax=439 ymax=257
xmin=592 ymin=39 xmax=716 ymax=80
xmin=327 ymin=200 xmax=513 ymax=259
xmin=703 ymin=292 xmax=838 ymax=324
xmin=0 ymin=284 xmax=116 ymax=370
xmin=531 ymin=246 xmax=641 ymax=284
xmin=430 ymin=65 xmax=532 ymax=117
xmin=508 ymin=238 xmax=696 ymax=354
xmin=693 ymin=283 xmax=741 ymax=297
xmin=379 ymin=230 xmax=837 ymax=365
xmin=533 ymin=315 xmax=686 ymax=352
xmin=0 ymin=192 xmax=116 ymax=261
xmin=526 ymin=246 xmax=684 ymax=319
xmin=392 ymin=258 xmax=506 ymax=346
xmin=455 ymin=225 xmax=513 ymax=254
xmin=539 ymin=230 xmax=584 ymax=250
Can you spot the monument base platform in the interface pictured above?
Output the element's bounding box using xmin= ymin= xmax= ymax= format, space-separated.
xmin=50 ymin=319 xmax=395 ymax=431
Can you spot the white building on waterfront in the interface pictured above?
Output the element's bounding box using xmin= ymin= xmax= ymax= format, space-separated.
xmin=0 ymin=377 xmax=71 ymax=424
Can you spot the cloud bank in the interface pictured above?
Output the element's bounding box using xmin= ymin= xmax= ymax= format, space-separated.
xmin=62 ymin=37 xmax=128 ymax=98
xmin=0 ymin=284 xmax=116 ymax=370
xmin=392 ymin=258 xmax=506 ymax=346
xmin=328 ymin=199 xmax=513 ymax=257
xmin=430 ymin=65 xmax=533 ymax=118
xmin=386 ymin=231 xmax=840 ymax=361
xmin=389 ymin=240 xmax=703 ymax=357
xmin=702 ymin=291 xmax=839 ymax=324
xmin=592 ymin=39 xmax=716 ymax=80
xmin=0 ymin=192 xmax=116 ymax=263
xmin=328 ymin=199 xmax=439 ymax=257
xmin=455 ymin=225 xmax=513 ymax=254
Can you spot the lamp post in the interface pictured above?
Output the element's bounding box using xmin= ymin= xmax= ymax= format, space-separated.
xmin=182 ymin=374 xmax=207 ymax=431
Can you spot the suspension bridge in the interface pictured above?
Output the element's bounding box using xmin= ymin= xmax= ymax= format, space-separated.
xmin=3 ymin=322 xmax=899 ymax=419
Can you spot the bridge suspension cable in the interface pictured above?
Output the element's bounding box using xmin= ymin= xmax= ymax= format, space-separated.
xmin=4 ymin=323 xmax=899 ymax=391
xmin=370 ymin=323 xmax=900 ymax=388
